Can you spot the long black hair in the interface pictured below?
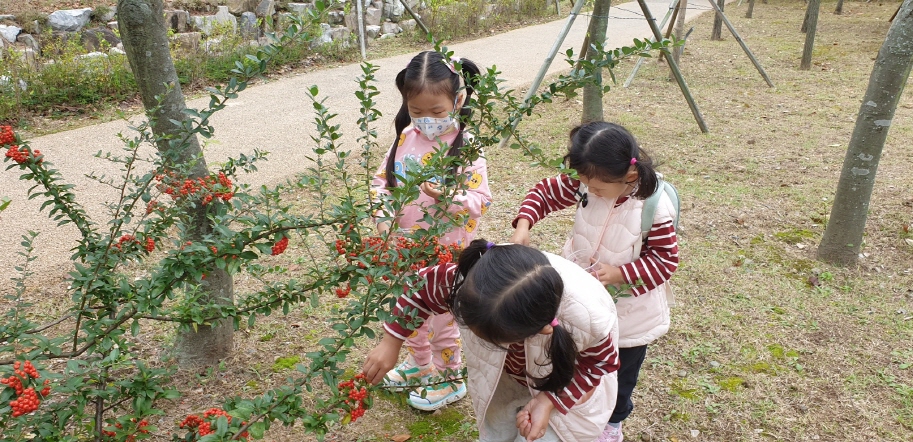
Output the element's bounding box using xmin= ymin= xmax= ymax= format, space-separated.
xmin=565 ymin=121 xmax=659 ymax=199
xmin=449 ymin=239 xmax=578 ymax=394
xmin=385 ymin=50 xmax=481 ymax=188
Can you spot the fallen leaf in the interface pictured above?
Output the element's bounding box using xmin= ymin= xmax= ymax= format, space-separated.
xmin=290 ymin=323 xmax=301 ymax=328
xmin=391 ymin=435 xmax=411 ymax=442
xmin=808 ymin=275 xmax=820 ymax=287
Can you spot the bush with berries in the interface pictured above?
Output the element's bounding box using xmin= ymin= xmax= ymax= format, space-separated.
xmin=0 ymin=26 xmax=664 ymax=441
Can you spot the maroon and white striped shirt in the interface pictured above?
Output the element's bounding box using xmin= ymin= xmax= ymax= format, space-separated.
xmin=383 ymin=263 xmax=620 ymax=414
xmin=512 ymin=174 xmax=679 ymax=296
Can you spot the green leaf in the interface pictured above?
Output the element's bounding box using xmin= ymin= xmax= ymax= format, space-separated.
xmin=249 ymin=421 xmax=266 ymax=439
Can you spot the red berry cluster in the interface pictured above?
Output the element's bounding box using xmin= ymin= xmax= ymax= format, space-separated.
xmin=0 ymin=126 xmax=14 ymax=145
xmin=1 ymin=360 xmax=51 ymax=418
xmin=179 ymin=408 xmax=249 ymax=440
xmin=101 ymin=418 xmax=150 ymax=442
xmin=337 ymin=373 xmax=370 ymax=423
xmin=335 ymin=283 xmax=351 ymax=298
xmin=155 ymin=171 xmax=234 ymax=205
xmin=271 ymin=236 xmax=289 ymax=255
xmin=335 ymin=236 xmax=459 ymax=274
xmin=2 ymin=126 xmax=42 ymax=165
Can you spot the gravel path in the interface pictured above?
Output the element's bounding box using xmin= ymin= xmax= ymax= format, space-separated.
xmin=0 ymin=1 xmax=720 ymax=285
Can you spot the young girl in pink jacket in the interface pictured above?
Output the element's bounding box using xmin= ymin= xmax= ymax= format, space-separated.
xmin=363 ymin=240 xmax=620 ymax=442
xmin=370 ymin=50 xmax=493 ymax=411
xmin=511 ymin=121 xmax=680 ymax=442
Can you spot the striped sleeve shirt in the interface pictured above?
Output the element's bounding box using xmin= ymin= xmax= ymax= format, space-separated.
xmin=512 ymin=174 xmax=679 ymax=296
xmin=504 ymin=333 xmax=620 ymax=414
xmin=383 ymin=263 xmax=457 ymax=340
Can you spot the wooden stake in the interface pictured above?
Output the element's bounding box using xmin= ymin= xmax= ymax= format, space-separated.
xmin=636 ymin=0 xmax=709 ymax=133
xmin=705 ymin=0 xmax=775 ymax=87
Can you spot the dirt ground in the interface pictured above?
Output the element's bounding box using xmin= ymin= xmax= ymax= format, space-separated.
xmin=3 ymin=1 xmax=913 ymax=441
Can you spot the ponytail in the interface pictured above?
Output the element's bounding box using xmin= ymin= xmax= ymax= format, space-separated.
xmin=385 ymin=69 xmax=413 ymax=188
xmin=630 ymin=147 xmax=659 ymax=199
xmin=532 ymin=323 xmax=577 ymax=394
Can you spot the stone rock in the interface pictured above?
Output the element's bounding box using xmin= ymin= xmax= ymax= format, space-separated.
xmin=378 ymin=32 xmax=396 ymax=40
xmin=192 ymin=6 xmax=238 ymax=35
xmin=98 ymin=6 xmax=117 ymax=22
xmin=400 ymin=19 xmax=416 ymax=34
xmin=229 ymin=0 xmax=259 ymax=15
xmin=0 ymin=25 xmax=20 ymax=43
xmin=382 ymin=0 xmax=405 ymax=22
xmin=240 ymin=12 xmax=259 ymax=40
xmin=16 ymin=34 xmax=41 ymax=54
xmin=0 ymin=76 xmax=28 ymax=92
xmin=311 ymin=23 xmax=333 ymax=47
xmin=77 ymin=52 xmax=108 ymax=60
xmin=327 ymin=11 xmax=345 ymax=25
xmin=344 ymin=13 xmax=357 ymax=31
xmin=371 ymin=1 xmax=383 ymax=9
xmin=365 ymin=25 xmax=380 ymax=39
xmin=255 ymin=0 xmax=276 ymax=17
xmin=80 ymin=27 xmax=121 ymax=52
xmin=171 ymin=32 xmax=202 ymax=52
xmin=108 ymin=47 xmax=126 ymax=56
xmin=0 ymin=15 xmax=16 ymax=22
xmin=0 ymin=38 xmax=4 ymax=50
xmin=287 ymin=3 xmax=314 ymax=15
xmin=365 ymin=7 xmax=382 ymax=26
xmin=107 ymin=21 xmax=118 ymax=31
xmin=381 ymin=22 xmax=401 ymax=35
xmin=164 ymin=10 xmax=191 ymax=33
xmin=48 ymin=8 xmax=93 ymax=32
xmin=22 ymin=49 xmax=39 ymax=71
xmin=204 ymin=37 xmax=225 ymax=54
xmin=329 ymin=26 xmax=350 ymax=42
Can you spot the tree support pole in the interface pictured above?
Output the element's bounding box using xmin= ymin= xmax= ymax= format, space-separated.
xmin=636 ymin=0 xmax=708 ymax=133
xmin=625 ymin=0 xmax=680 ymax=87
xmin=356 ymin=0 xmax=366 ymax=59
xmin=497 ymin=0 xmax=588 ymax=149
xmin=705 ymin=0 xmax=775 ymax=87
xmin=657 ymin=0 xmax=680 ymax=63
xmin=400 ymin=0 xmax=430 ymax=35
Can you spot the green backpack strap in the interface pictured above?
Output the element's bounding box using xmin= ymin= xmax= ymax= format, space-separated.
xmin=641 ymin=180 xmax=681 ymax=237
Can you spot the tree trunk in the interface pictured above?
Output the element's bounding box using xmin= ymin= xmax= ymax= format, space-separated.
xmin=801 ymin=2 xmax=810 ymax=33
xmin=711 ymin=0 xmax=725 ymax=40
xmin=118 ymin=0 xmax=234 ymax=366
xmin=671 ymin=0 xmax=688 ymax=72
xmin=800 ymin=0 xmax=821 ymax=70
xmin=746 ymin=0 xmax=756 ymax=19
xmin=581 ymin=0 xmax=611 ymax=123
xmin=834 ymin=0 xmax=844 ymax=15
xmin=818 ymin=0 xmax=913 ymax=265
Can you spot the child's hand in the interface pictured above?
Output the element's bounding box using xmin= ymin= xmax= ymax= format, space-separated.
xmin=362 ymin=332 xmax=405 ymax=385
xmin=589 ymin=259 xmax=625 ymax=286
xmin=511 ymin=219 xmax=531 ymax=245
xmin=377 ymin=221 xmax=391 ymax=236
xmin=420 ymin=181 xmax=443 ymax=199
xmin=516 ymin=393 xmax=554 ymax=441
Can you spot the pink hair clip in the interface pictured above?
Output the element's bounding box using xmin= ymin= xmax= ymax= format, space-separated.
xmin=630 ymin=158 xmax=638 ymax=166
xmin=550 ymin=318 xmax=559 ymax=327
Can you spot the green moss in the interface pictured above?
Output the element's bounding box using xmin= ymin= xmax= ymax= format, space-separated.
xmin=670 ymin=379 xmax=702 ymax=401
xmin=271 ymin=355 xmax=301 ymax=372
xmin=717 ymin=376 xmax=745 ymax=392
xmin=406 ymin=407 xmax=473 ymax=439
xmin=773 ymin=228 xmax=816 ymax=245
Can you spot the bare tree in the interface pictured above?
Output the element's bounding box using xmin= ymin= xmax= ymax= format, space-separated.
xmin=834 ymin=0 xmax=844 ymax=15
xmin=818 ymin=0 xmax=913 ymax=265
xmin=711 ymin=0 xmax=725 ymax=40
xmin=746 ymin=0 xmax=756 ymax=19
xmin=800 ymin=0 xmax=821 ymax=70
xmin=581 ymin=0 xmax=612 ymax=123
xmin=118 ymin=0 xmax=234 ymax=365
xmin=671 ymin=0 xmax=688 ymax=69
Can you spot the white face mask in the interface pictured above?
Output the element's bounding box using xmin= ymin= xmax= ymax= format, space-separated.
xmin=411 ymin=115 xmax=458 ymax=141
xmin=410 ymin=94 xmax=463 ymax=141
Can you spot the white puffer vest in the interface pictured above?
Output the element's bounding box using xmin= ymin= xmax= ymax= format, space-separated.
xmin=561 ymin=185 xmax=677 ymax=348
xmin=462 ymin=252 xmax=619 ymax=442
